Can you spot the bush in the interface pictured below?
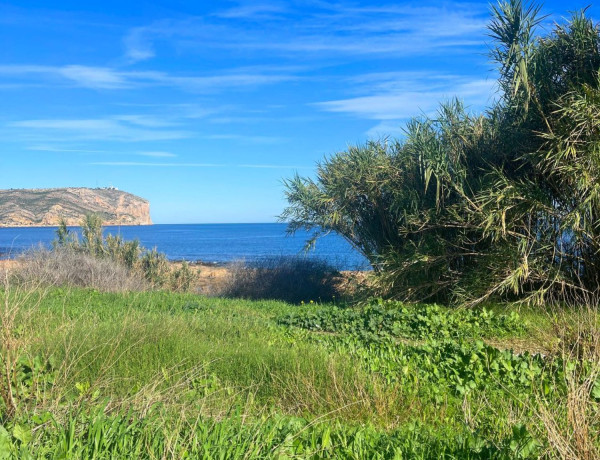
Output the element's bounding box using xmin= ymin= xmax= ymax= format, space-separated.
xmin=139 ymin=248 xmax=171 ymax=287
xmin=49 ymin=216 xmax=198 ymax=292
xmin=16 ymin=248 xmax=148 ymax=292
xmin=218 ymin=256 xmax=341 ymax=304
xmin=170 ymin=261 xmax=195 ymax=292
xmin=282 ymin=1 xmax=600 ymax=306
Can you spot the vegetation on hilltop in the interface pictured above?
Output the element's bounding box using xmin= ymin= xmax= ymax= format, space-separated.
xmin=283 ymin=0 xmax=600 ymax=307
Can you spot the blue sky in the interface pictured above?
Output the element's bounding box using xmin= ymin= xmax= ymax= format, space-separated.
xmin=0 ymin=0 xmax=594 ymax=223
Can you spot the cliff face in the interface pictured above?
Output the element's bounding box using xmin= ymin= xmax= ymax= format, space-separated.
xmin=0 ymin=188 xmax=152 ymax=227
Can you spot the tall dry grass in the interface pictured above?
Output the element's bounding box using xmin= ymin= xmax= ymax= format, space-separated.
xmin=15 ymin=247 xmax=148 ymax=292
xmin=534 ymin=307 xmax=600 ymax=460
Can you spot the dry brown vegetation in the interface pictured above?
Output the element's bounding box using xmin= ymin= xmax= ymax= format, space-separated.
xmin=14 ymin=249 xmax=148 ymax=292
xmin=533 ymin=307 xmax=600 ymax=460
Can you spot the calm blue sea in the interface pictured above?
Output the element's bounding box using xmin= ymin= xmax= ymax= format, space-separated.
xmin=0 ymin=223 xmax=370 ymax=270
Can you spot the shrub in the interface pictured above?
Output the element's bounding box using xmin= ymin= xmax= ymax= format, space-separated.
xmin=139 ymin=248 xmax=171 ymax=287
xmin=170 ymin=261 xmax=195 ymax=292
xmin=218 ymin=256 xmax=341 ymax=304
xmin=282 ymin=1 xmax=600 ymax=306
xmin=15 ymin=248 xmax=148 ymax=292
xmin=104 ymin=234 xmax=142 ymax=269
xmin=49 ymin=216 xmax=197 ymax=292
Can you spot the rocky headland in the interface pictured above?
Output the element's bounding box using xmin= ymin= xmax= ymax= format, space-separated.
xmin=0 ymin=187 xmax=152 ymax=227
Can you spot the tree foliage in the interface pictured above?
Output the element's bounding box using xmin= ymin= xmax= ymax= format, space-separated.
xmin=282 ymin=0 xmax=600 ymax=306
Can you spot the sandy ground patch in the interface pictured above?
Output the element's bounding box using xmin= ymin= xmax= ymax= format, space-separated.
xmin=183 ymin=263 xmax=230 ymax=295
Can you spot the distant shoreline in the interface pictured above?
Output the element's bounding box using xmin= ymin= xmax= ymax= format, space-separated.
xmin=0 ymin=223 xmax=153 ymax=229
xmin=0 ymin=222 xmax=284 ymax=228
xmin=0 ymin=223 xmax=369 ymax=271
xmin=0 ymin=253 xmax=224 ymax=266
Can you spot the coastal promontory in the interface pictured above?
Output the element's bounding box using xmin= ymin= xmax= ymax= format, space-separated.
xmin=0 ymin=187 xmax=152 ymax=227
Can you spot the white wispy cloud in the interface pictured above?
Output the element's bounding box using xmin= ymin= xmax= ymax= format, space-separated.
xmin=8 ymin=117 xmax=191 ymax=142
xmin=214 ymin=2 xmax=289 ymax=19
xmin=313 ymin=71 xmax=497 ymax=137
xmin=91 ymin=161 xmax=310 ymax=169
xmin=123 ymin=1 xmax=488 ymax=63
xmin=316 ymin=73 xmax=496 ymax=119
xmin=123 ymin=28 xmax=156 ymax=62
xmin=137 ymin=151 xmax=177 ymax=157
xmin=113 ymin=115 xmax=178 ymax=127
xmin=0 ymin=64 xmax=298 ymax=92
xmin=27 ymin=145 xmax=178 ymax=157
xmin=59 ymin=65 xmax=128 ymax=89
xmin=204 ymin=134 xmax=286 ymax=144
xmin=364 ymin=122 xmax=407 ymax=139
xmin=92 ymin=162 xmax=226 ymax=167
xmin=27 ymin=145 xmax=108 ymax=153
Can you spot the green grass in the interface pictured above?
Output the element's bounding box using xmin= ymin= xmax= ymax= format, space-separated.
xmin=30 ymin=290 xmax=354 ymax=406
xmin=0 ymin=286 xmax=598 ymax=458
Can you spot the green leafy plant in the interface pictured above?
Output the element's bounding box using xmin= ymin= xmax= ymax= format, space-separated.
xmin=279 ymin=301 xmax=526 ymax=340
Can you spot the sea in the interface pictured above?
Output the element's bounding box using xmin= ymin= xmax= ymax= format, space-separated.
xmin=0 ymin=223 xmax=370 ymax=270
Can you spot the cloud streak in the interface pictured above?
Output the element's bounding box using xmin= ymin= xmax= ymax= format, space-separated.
xmin=0 ymin=64 xmax=298 ymax=92
xmin=310 ymin=70 xmax=498 ymax=138
xmin=138 ymin=151 xmax=177 ymax=158
xmin=27 ymin=145 xmax=178 ymax=157
xmin=312 ymin=71 xmax=497 ymax=138
xmin=203 ymin=134 xmax=286 ymax=144
xmin=8 ymin=116 xmax=191 ymax=142
xmin=91 ymin=161 xmax=311 ymax=169
xmin=123 ymin=2 xmax=488 ymax=63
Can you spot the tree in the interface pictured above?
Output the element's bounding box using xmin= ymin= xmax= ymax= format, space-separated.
xmin=282 ymin=0 xmax=600 ymax=306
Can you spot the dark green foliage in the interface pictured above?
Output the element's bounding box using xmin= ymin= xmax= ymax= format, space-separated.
xmin=477 ymin=5 xmax=600 ymax=305
xmin=278 ymin=301 xmax=562 ymax=404
xmin=279 ymin=301 xmax=525 ymax=340
xmin=332 ymin=336 xmax=559 ymax=401
xmin=282 ymin=1 xmax=600 ymax=306
xmin=282 ymin=107 xmax=495 ymax=304
xmin=52 ymin=220 xmax=74 ymax=248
